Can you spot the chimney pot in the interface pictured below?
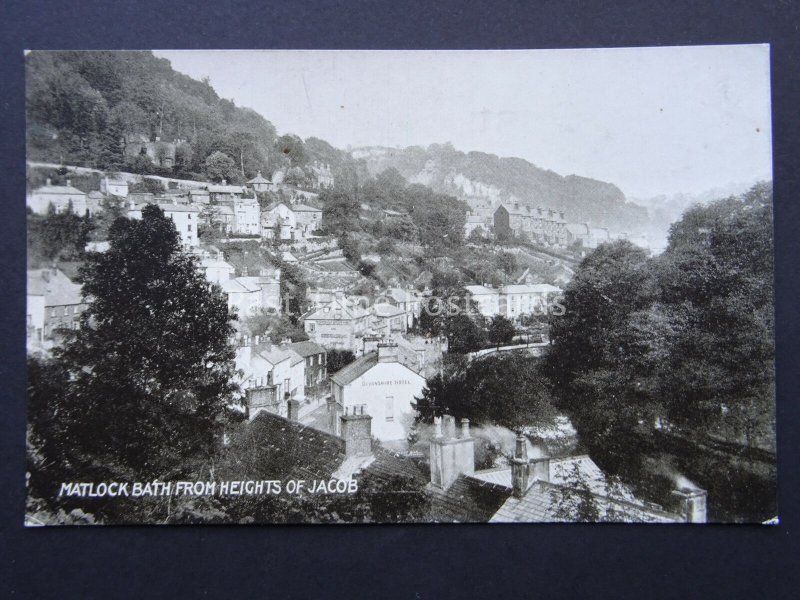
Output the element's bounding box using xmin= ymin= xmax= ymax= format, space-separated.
xmin=460 ymin=418 xmax=470 ymax=439
xmin=433 ymin=416 xmax=443 ymax=438
xmin=511 ymin=434 xmax=530 ymax=498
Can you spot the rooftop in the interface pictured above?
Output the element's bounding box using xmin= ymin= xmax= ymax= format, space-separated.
xmin=27 ymin=268 xmax=83 ymax=306
xmin=330 ymin=352 xmax=380 ymax=386
xmin=289 ymin=340 xmax=326 ymax=358
xmin=428 ymin=474 xmax=512 ymax=523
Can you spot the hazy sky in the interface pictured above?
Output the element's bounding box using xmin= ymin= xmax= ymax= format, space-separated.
xmin=155 ymin=46 xmax=772 ymax=198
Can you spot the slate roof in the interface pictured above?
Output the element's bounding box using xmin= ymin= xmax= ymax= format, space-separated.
xmin=330 ymin=352 xmax=379 ymax=386
xmin=291 ymin=203 xmax=322 ymax=213
xmin=27 ymin=269 xmax=83 ymax=306
xmin=247 ymin=172 xmax=271 ymax=184
xmin=158 ymin=203 xmax=200 ymax=213
xmin=220 ymin=278 xmax=261 ymax=294
xmin=35 ymin=184 xmax=86 ymax=196
xmin=289 ymin=340 xmax=326 ymax=358
xmin=464 ymin=284 xmax=498 ymax=296
xmin=489 ymin=480 xmax=682 ymax=523
xmin=427 ymin=474 xmax=512 ymax=523
xmin=208 ymin=184 xmax=245 ymax=194
xmin=227 ymin=411 xmax=347 ymax=482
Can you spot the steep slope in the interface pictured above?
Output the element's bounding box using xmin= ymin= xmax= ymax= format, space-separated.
xmin=352 ymin=144 xmax=650 ymax=235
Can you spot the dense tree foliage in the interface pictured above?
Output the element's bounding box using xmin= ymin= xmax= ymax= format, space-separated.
xmin=327 ymin=349 xmax=357 ymax=374
xmin=26 ymin=51 xmax=279 ymax=179
xmin=487 ymin=315 xmax=516 ymax=348
xmin=414 ymin=352 xmax=557 ymax=432
xmin=544 ymin=183 xmax=775 ymax=519
xmin=28 ymin=205 xmax=239 ymax=516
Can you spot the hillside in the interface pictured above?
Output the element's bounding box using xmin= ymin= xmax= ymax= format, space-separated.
xmin=351 ymin=144 xmax=650 ymax=235
xmin=25 ymin=51 xmax=358 ymax=187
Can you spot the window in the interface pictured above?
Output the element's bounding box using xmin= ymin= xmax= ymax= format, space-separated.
xmin=187 ymin=224 xmax=192 ymax=232
xmin=385 ymin=396 xmax=394 ymax=422
xmin=50 ymin=308 xmax=55 ymax=317
xmin=64 ymin=306 xmax=69 ymax=316
xmin=308 ymin=322 xmax=316 ymax=332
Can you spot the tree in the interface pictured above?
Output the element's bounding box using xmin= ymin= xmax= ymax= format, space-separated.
xmin=327 ymin=349 xmax=356 ymax=374
xmin=204 ymin=151 xmax=237 ymax=182
xmin=488 ymin=315 xmax=516 ymax=348
xmin=321 ymin=190 xmax=361 ymax=237
xmin=444 ymin=313 xmax=486 ymax=354
xmin=415 ymin=352 xmax=557 ymax=433
xmin=243 ymin=310 xmax=309 ymax=344
xmin=43 ymin=205 xmax=238 ymax=482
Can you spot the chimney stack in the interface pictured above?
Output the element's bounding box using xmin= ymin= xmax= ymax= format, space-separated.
xmin=287 ymin=398 xmax=300 ymax=423
xmin=511 ymin=434 xmax=529 ymax=499
xmin=66 ymin=178 xmax=72 ymax=187
xmin=340 ymin=405 xmax=372 ymax=457
xmin=429 ymin=413 xmax=475 ymax=489
xmin=530 ymin=455 xmax=550 ymax=483
xmin=46 ymin=178 xmax=52 ymax=186
xmin=672 ymin=487 xmax=708 ymax=523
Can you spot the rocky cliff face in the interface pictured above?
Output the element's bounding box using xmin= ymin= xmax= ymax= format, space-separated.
xmin=352 ymin=145 xmax=651 ymax=236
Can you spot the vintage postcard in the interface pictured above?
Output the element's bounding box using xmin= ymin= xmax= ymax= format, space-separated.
xmin=25 ymin=47 xmax=775 ymax=525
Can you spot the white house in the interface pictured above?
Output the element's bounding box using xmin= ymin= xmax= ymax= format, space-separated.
xmin=27 ymin=179 xmax=89 ymax=215
xmin=159 ymin=204 xmax=200 ymax=248
xmin=235 ymin=339 xmax=305 ymax=419
xmin=233 ymin=196 xmax=261 ymax=236
xmin=100 ymin=177 xmax=129 ymax=197
xmin=329 ymin=342 xmax=426 ymax=442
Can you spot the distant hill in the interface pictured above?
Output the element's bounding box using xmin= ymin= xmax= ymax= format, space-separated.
xmin=351 ymin=143 xmax=650 ymax=235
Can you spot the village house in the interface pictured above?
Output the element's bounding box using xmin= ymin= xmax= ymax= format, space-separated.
xmin=310 ymin=162 xmax=335 ymax=189
xmin=233 ymin=196 xmax=261 ymax=236
xmin=328 ymin=342 xmax=426 ymax=442
xmin=208 ymin=181 xmax=246 ymax=204
xmin=27 ymin=179 xmax=89 ymax=216
xmin=246 ymin=171 xmax=274 ymax=193
xmin=261 ymin=201 xmax=296 ymax=240
xmin=127 ymin=200 xmax=199 ymax=248
xmin=188 ymin=188 xmax=211 ymax=205
xmin=379 ymin=287 xmax=422 ymax=329
xmin=371 ymin=302 xmax=408 ymax=336
xmin=235 ymin=337 xmax=305 ymax=419
xmin=220 ymin=268 xmax=281 ymax=319
xmin=195 ymin=247 xmax=236 ymax=284
xmin=100 ymin=177 xmax=129 ymax=197
xmin=565 ymin=222 xmax=591 ymax=247
xmin=300 ymin=294 xmax=371 ymax=354
xmin=464 ymin=213 xmax=490 ymax=238
xmin=289 ymin=340 xmax=328 ymax=391
xmin=26 ymin=268 xmax=87 ymax=346
xmin=290 ymin=203 xmax=323 ymax=238
xmin=493 ymin=203 xmax=567 ymax=247
xmin=465 ymin=283 xmax=563 ymax=320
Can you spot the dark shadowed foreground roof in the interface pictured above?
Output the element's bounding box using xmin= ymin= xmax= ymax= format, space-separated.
xmin=427 ymin=475 xmax=512 ymax=523
xmin=225 ymin=411 xmax=347 ymax=482
xmin=224 ymin=411 xmax=428 ymax=490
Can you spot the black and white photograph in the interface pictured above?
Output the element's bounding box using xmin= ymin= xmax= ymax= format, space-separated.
xmin=24 ymin=46 xmax=775 ymax=526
